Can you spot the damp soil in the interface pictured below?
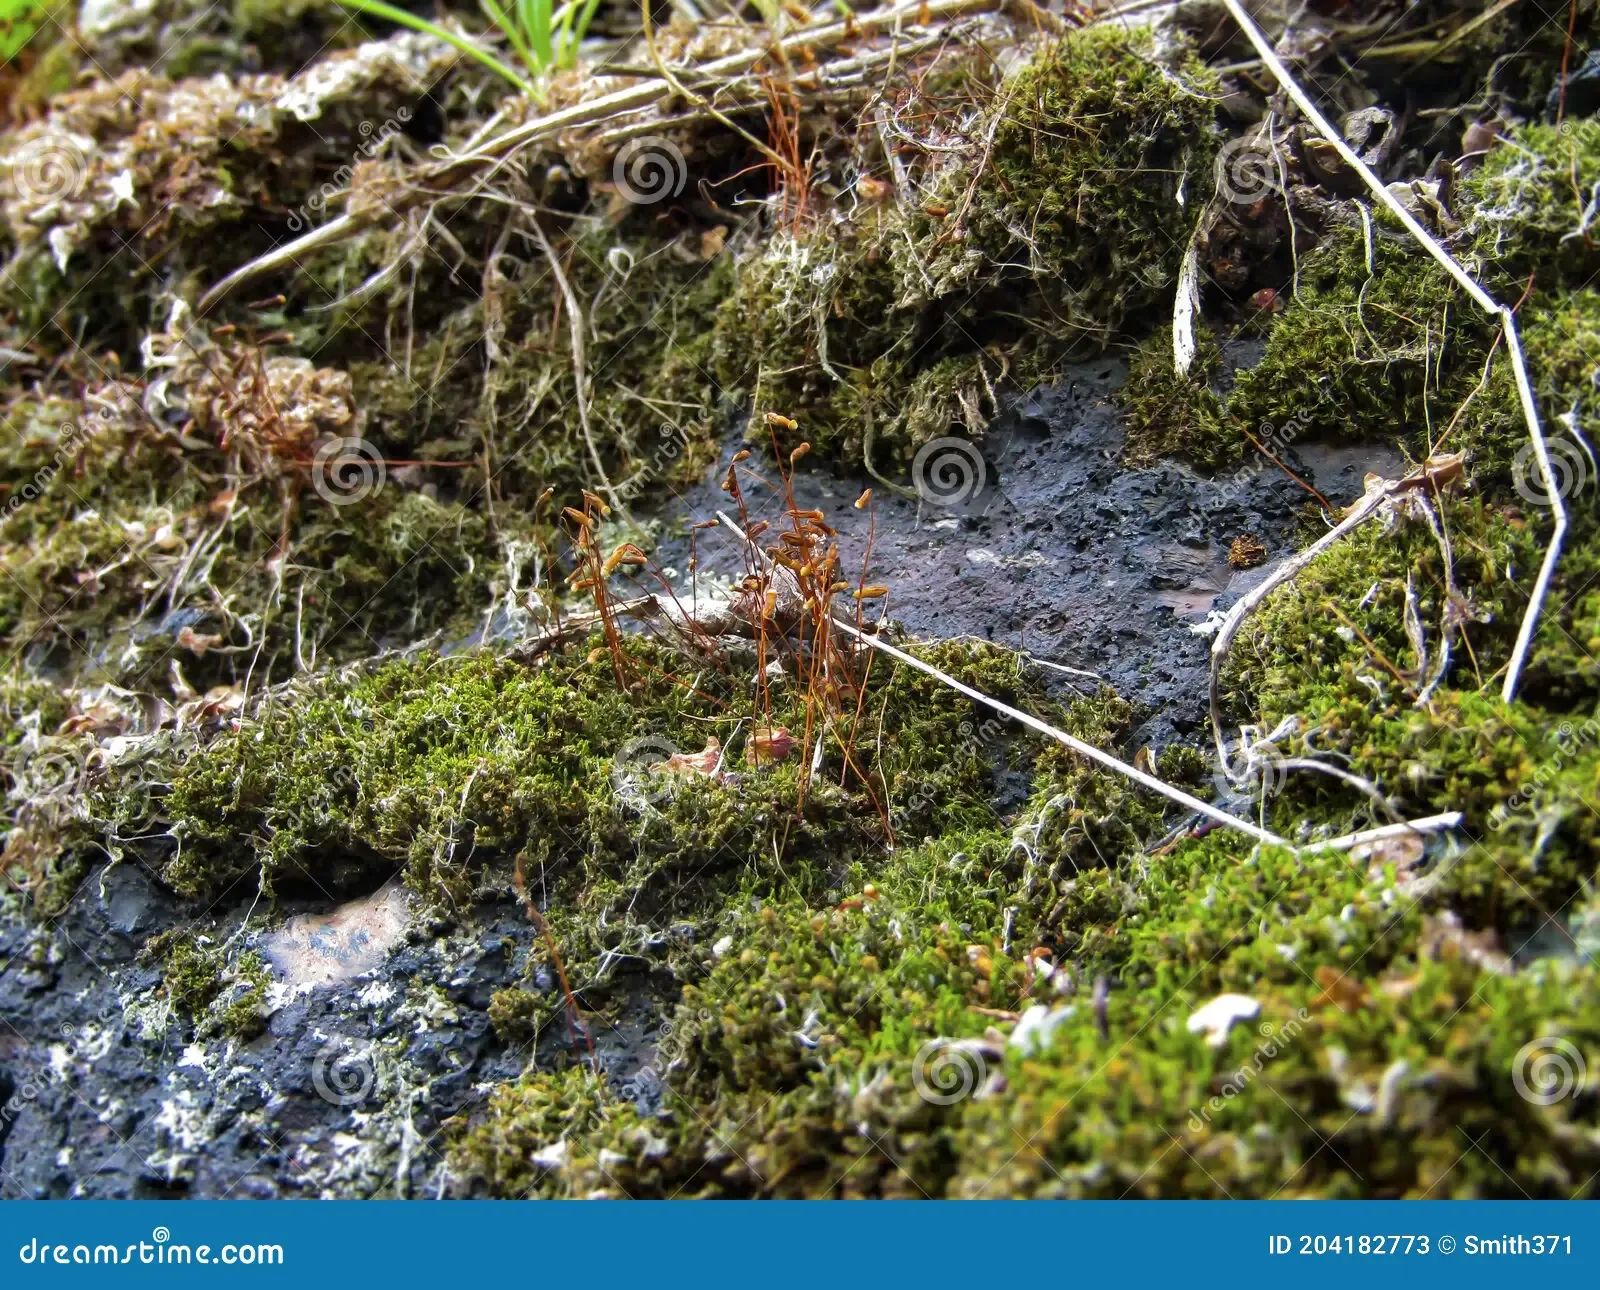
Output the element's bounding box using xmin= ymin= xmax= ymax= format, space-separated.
xmin=0 ymin=359 xmax=1406 ymax=1198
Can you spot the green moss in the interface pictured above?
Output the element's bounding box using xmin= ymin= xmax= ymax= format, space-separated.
xmin=219 ymin=952 xmax=272 ymax=1039
xmin=714 ymin=25 xmax=1219 ymax=474
xmin=1118 ymin=325 xmax=1231 ymax=467
xmin=1213 ymin=481 xmax=1600 ymax=918
xmin=1461 ymin=120 xmax=1600 ymax=289
xmin=448 ymin=684 xmax=1232 ymax=1198
xmin=0 ymin=408 xmax=504 ymax=693
xmin=953 ymin=951 xmax=1600 ymax=1198
xmin=449 ymin=1064 xmax=617 ymax=1197
xmin=453 ymin=795 xmax=1600 ymax=1198
xmin=713 ymin=223 xmax=907 ymax=465
xmin=161 ymin=936 xmax=271 ymax=1040
xmin=487 ymin=987 xmax=542 ymax=1043
xmin=903 ymin=26 xmax=1219 ymax=343
xmin=1122 ymin=120 xmax=1600 ymax=480
xmin=160 ymin=633 xmax=1059 ymax=908
xmin=12 ymin=20 xmax=1600 ymax=1201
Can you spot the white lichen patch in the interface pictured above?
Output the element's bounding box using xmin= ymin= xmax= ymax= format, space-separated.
xmin=1186 ymin=993 xmax=1261 ymax=1048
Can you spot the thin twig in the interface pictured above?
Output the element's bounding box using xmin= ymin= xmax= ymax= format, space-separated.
xmin=528 ymin=219 xmax=628 ymax=518
xmin=715 ymin=511 xmax=1291 ymax=849
xmin=1220 ymin=0 xmax=1565 ymax=705
xmin=1209 ymin=475 xmax=1398 ymax=768
xmin=1308 ymin=811 xmax=1462 ymax=853
xmin=1324 ymin=599 xmax=1416 ymax=695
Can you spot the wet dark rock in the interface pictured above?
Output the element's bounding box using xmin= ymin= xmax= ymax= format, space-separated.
xmin=660 ymin=358 xmax=1404 ymax=747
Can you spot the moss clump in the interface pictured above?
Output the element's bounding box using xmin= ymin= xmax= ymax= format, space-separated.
xmin=455 ymin=800 xmax=1600 ymax=1199
xmin=1218 ymin=495 xmax=1600 ymax=927
xmin=0 ymin=41 xmax=465 ymax=350
xmin=448 ymin=688 xmax=1218 ymax=1199
xmin=1122 ymin=221 xmax=1495 ymax=469
xmin=161 ymin=937 xmax=271 ymax=1040
xmin=161 ymin=632 xmax=1059 ymax=915
xmin=1460 ymin=120 xmax=1600 ymax=288
xmin=714 ymin=223 xmax=908 ymax=467
xmin=903 ymin=26 xmax=1220 ymax=342
xmin=154 ymin=632 xmax=1114 ymax=1119
xmin=1118 ymin=325 xmax=1229 ymax=468
xmin=715 ymin=25 xmax=1218 ymax=473
xmin=1119 ymin=120 xmax=1600 ymax=476
xmin=487 ymin=987 xmax=542 ymax=1043
xmin=0 ymin=398 xmax=504 ymax=695
xmin=450 ymin=826 xmax=1025 ymax=1198
xmin=318 ymin=216 xmax=733 ymax=519
xmin=449 ymin=1064 xmax=617 ymax=1197
xmin=953 ymin=949 xmax=1600 ymax=1198
xmin=485 ymin=223 xmax=733 ymax=508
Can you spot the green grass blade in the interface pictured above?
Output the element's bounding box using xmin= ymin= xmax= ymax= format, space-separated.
xmin=330 ymin=0 xmax=533 ymax=93
xmin=481 ymin=0 xmax=541 ymax=77
xmin=523 ymin=0 xmax=552 ymax=69
xmin=552 ymin=0 xmax=600 ymax=69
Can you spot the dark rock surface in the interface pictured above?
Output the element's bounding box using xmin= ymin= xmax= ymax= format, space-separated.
xmin=0 ymin=863 xmax=671 ymax=1198
xmin=659 ymin=359 xmax=1404 ymax=746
